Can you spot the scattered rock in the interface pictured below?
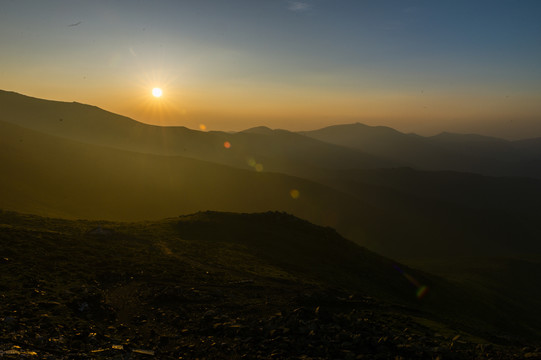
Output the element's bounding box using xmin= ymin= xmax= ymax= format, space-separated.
xmin=86 ymin=226 xmax=114 ymax=236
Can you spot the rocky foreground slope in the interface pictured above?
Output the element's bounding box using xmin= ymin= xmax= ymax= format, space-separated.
xmin=1 ymin=210 xmax=540 ymax=359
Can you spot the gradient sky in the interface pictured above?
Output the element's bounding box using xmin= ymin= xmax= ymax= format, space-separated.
xmin=1 ymin=0 xmax=541 ymax=138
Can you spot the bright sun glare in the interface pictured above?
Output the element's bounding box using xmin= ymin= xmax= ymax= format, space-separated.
xmin=152 ymin=87 xmax=163 ymax=98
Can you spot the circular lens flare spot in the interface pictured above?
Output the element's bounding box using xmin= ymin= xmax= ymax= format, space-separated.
xmin=199 ymin=124 xmax=207 ymax=131
xmin=290 ymin=189 xmax=300 ymax=199
xmin=224 ymin=141 xmax=231 ymax=149
xmin=255 ymin=164 xmax=263 ymax=172
xmin=152 ymin=87 xmax=163 ymax=97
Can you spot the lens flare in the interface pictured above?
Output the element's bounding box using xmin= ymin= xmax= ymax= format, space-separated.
xmin=247 ymin=157 xmax=263 ymax=171
xmin=224 ymin=141 xmax=231 ymax=149
xmin=290 ymin=189 xmax=300 ymax=199
xmin=393 ymin=264 xmax=429 ymax=299
xmin=416 ymin=285 xmax=429 ymax=299
xmin=199 ymin=124 xmax=207 ymax=131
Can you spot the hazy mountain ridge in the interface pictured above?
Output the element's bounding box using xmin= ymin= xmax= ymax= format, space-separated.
xmin=0 ymin=119 xmax=376 ymax=224
xmin=331 ymin=167 xmax=541 ymax=216
xmin=5 ymin=89 xmax=541 ymax=179
xmin=301 ymin=122 xmax=541 ymax=178
xmin=4 ymin=117 xmax=541 ymax=261
xmin=3 ymin=90 xmax=541 ymax=261
xmin=318 ymin=167 xmax=541 ymax=259
xmin=0 ymin=90 xmax=399 ymax=177
xmin=428 ymin=131 xmax=509 ymax=143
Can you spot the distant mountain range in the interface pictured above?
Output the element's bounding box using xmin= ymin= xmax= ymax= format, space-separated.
xmin=2 ymin=89 xmax=541 ymax=261
xmin=301 ymin=122 xmax=541 ymax=178
xmin=3 ymin=89 xmax=541 ymax=351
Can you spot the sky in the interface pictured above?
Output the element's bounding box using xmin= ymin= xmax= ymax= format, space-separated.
xmin=1 ymin=0 xmax=541 ymax=138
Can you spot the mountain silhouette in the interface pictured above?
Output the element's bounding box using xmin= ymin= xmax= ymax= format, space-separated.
xmin=3 ymin=90 xmax=541 ymax=261
xmin=301 ymin=122 xmax=541 ymax=178
xmin=0 ymin=90 xmax=398 ymax=178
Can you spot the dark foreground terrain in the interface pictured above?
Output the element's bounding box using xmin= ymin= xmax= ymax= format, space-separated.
xmin=1 ymin=210 xmax=540 ymax=359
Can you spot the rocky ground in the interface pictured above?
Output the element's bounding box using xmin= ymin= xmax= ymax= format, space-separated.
xmin=3 ymin=276 xmax=540 ymax=359
xmin=1 ymin=211 xmax=540 ymax=359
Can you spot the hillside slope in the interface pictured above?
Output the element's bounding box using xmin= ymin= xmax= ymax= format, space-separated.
xmin=1 ymin=210 xmax=540 ymax=358
xmin=0 ymin=90 xmax=397 ymax=178
xmin=0 ymin=120 xmax=371 ymax=228
xmin=4 ymin=118 xmax=541 ymax=260
xmin=4 ymin=90 xmax=541 ymax=260
xmin=318 ymin=167 xmax=541 ymax=258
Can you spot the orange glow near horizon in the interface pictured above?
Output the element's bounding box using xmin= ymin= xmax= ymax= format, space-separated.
xmin=105 ymin=78 xmax=541 ymax=135
xmin=123 ymin=88 xmax=541 ymax=138
xmin=1 ymin=1 xmax=541 ymax=140
xmin=6 ymin=80 xmax=541 ymax=139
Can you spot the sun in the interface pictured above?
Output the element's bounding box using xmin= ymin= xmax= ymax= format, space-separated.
xmin=152 ymin=87 xmax=163 ymax=98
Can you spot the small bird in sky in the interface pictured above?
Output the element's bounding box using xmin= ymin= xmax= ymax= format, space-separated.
xmin=68 ymin=21 xmax=82 ymax=27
